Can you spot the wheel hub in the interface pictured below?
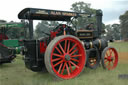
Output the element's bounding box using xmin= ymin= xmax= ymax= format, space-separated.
xmin=65 ymin=54 xmax=71 ymax=61
xmin=107 ymin=56 xmax=114 ymax=61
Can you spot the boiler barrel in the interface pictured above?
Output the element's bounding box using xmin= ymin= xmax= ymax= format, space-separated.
xmin=84 ymin=39 xmax=108 ymax=50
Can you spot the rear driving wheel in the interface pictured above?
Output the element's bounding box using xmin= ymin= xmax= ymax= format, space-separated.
xmin=101 ymin=46 xmax=118 ymax=70
xmin=45 ymin=35 xmax=86 ymax=80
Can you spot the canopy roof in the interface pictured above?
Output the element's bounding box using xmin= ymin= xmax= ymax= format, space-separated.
xmin=18 ymin=8 xmax=91 ymax=21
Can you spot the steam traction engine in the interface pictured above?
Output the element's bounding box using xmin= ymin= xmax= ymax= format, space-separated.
xmin=18 ymin=8 xmax=118 ymax=80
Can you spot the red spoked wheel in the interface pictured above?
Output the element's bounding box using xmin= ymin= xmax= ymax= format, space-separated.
xmin=101 ymin=46 xmax=118 ymax=70
xmin=44 ymin=35 xmax=86 ymax=80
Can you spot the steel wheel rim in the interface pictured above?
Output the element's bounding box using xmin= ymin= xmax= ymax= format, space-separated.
xmin=104 ymin=48 xmax=118 ymax=70
xmin=50 ymin=37 xmax=86 ymax=79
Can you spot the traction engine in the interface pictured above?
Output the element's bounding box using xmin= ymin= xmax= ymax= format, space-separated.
xmin=18 ymin=8 xmax=118 ymax=80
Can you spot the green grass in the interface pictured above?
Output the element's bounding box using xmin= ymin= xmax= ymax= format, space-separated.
xmin=109 ymin=42 xmax=128 ymax=52
xmin=0 ymin=42 xmax=128 ymax=85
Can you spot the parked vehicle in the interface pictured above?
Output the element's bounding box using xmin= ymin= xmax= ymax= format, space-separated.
xmin=18 ymin=8 xmax=118 ymax=80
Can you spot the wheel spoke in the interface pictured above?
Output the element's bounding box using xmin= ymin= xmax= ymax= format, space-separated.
xmin=65 ymin=63 xmax=70 ymax=76
xmin=54 ymin=60 xmax=63 ymax=67
xmin=111 ymin=60 xmax=114 ymax=65
xmin=71 ymin=54 xmax=82 ymax=58
xmin=110 ymin=61 xmax=113 ymax=66
xmin=52 ymin=58 xmax=61 ymax=62
xmin=53 ymin=53 xmax=64 ymax=58
xmin=107 ymin=61 xmax=111 ymax=70
xmin=71 ymin=58 xmax=79 ymax=62
xmin=109 ymin=49 xmax=113 ymax=56
xmin=64 ymin=40 xmax=67 ymax=52
xmin=104 ymin=57 xmax=108 ymax=59
xmin=106 ymin=52 xmax=109 ymax=57
xmin=69 ymin=43 xmax=77 ymax=53
xmin=70 ymin=49 xmax=77 ymax=56
xmin=67 ymin=41 xmax=70 ymax=53
xmin=68 ymin=61 xmax=73 ymax=73
xmin=104 ymin=60 xmax=108 ymax=64
xmin=61 ymin=62 xmax=66 ymax=74
xmin=58 ymin=63 xmax=63 ymax=73
xmin=55 ymin=47 xmax=62 ymax=55
xmin=59 ymin=43 xmax=65 ymax=54
xmin=70 ymin=61 xmax=79 ymax=68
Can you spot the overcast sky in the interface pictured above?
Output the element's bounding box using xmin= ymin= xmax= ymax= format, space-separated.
xmin=0 ymin=0 xmax=127 ymax=25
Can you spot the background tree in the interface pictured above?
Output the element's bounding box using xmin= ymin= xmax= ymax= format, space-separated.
xmin=70 ymin=1 xmax=103 ymax=30
xmin=0 ymin=20 xmax=7 ymax=23
xmin=34 ymin=1 xmax=106 ymax=38
xmin=111 ymin=24 xmax=121 ymax=40
xmin=0 ymin=20 xmax=26 ymax=39
xmin=104 ymin=24 xmax=121 ymax=40
xmin=35 ymin=21 xmax=59 ymax=39
xmin=119 ymin=10 xmax=128 ymax=39
xmin=35 ymin=21 xmax=49 ymax=38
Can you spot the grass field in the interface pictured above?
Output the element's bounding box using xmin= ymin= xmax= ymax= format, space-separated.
xmin=0 ymin=42 xmax=128 ymax=85
xmin=109 ymin=42 xmax=128 ymax=52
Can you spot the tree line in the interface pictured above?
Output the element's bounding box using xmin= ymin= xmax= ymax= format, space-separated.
xmin=0 ymin=1 xmax=127 ymax=40
xmin=34 ymin=1 xmax=128 ymax=40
